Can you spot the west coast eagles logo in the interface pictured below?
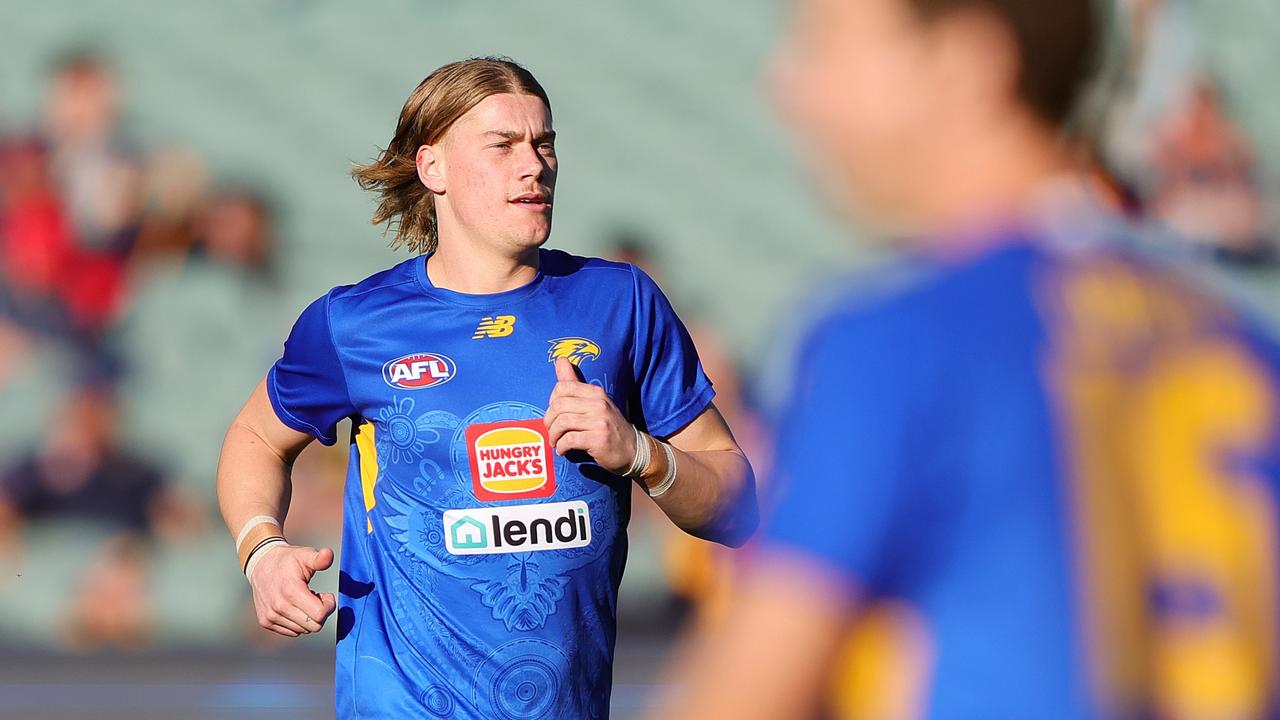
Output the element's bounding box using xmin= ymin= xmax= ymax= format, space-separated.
xmin=546 ymin=337 xmax=600 ymax=366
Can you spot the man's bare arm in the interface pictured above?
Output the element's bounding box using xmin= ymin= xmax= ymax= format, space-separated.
xmin=651 ymin=551 xmax=855 ymax=720
xmin=216 ymin=377 xmax=337 ymax=637
xmin=543 ymin=357 xmax=757 ymax=547
xmin=651 ymin=404 xmax=757 ymax=547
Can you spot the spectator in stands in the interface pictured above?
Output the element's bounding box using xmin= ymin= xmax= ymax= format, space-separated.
xmin=0 ymin=387 xmax=180 ymax=536
xmin=192 ymin=187 xmax=277 ymax=279
xmin=1147 ymin=79 xmax=1274 ymax=265
xmin=0 ymin=135 xmax=79 ymax=381
xmin=134 ymin=172 xmax=277 ymax=280
xmin=42 ymin=52 xmax=142 ymax=336
xmin=0 ymin=51 xmax=144 ymax=387
xmin=64 ymin=534 xmax=154 ymax=649
xmin=43 ymin=51 xmax=142 ymax=258
xmin=0 ymin=387 xmax=199 ymax=648
xmin=132 ymin=145 xmax=210 ymax=263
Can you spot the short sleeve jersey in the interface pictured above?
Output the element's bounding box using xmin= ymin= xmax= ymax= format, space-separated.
xmin=268 ymin=248 xmax=714 ymax=719
xmin=765 ymin=229 xmax=1280 ymax=719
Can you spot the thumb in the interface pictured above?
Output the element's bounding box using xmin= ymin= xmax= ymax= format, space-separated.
xmin=554 ymin=357 xmax=580 ymax=383
xmin=309 ymin=547 xmax=334 ymax=572
xmin=318 ymin=592 xmax=337 ymax=617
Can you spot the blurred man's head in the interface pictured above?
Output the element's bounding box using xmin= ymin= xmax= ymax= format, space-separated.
xmin=200 ymin=189 xmax=275 ymax=274
xmin=38 ymin=388 xmax=120 ymax=497
xmin=44 ymin=52 xmax=119 ymax=146
xmin=772 ymin=0 xmax=1099 ymax=235
xmin=353 ymin=57 xmax=555 ymax=258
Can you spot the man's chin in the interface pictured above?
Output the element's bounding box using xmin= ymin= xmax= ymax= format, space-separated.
xmin=519 ymin=221 xmax=553 ymax=247
xmin=807 ymin=174 xmax=921 ymax=241
xmin=505 ymin=226 xmax=552 ymax=253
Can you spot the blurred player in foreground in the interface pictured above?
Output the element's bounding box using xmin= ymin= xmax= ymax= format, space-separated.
xmin=215 ymin=57 xmax=756 ymax=718
xmin=660 ymin=0 xmax=1280 ymax=718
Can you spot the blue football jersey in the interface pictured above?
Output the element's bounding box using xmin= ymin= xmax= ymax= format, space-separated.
xmin=267 ymin=248 xmax=714 ymax=719
xmin=765 ymin=222 xmax=1280 ymax=718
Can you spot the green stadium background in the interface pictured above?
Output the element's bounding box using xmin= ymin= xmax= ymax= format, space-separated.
xmin=0 ymin=1 xmax=1278 ymax=716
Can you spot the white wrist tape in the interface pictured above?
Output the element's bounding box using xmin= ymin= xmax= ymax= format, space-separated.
xmin=647 ymin=440 xmax=678 ymax=498
xmin=623 ymin=426 xmax=651 ymax=478
xmin=244 ymin=538 xmax=288 ymax=582
xmin=236 ymin=515 xmax=281 ymax=549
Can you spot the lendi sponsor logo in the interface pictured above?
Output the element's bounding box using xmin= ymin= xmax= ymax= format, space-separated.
xmin=443 ymin=501 xmax=591 ymax=556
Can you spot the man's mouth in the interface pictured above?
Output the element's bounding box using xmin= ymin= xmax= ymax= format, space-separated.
xmin=511 ymin=192 xmax=552 ymax=210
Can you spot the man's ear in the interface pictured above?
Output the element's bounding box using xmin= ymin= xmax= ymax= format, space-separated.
xmin=416 ymin=144 xmax=445 ymax=194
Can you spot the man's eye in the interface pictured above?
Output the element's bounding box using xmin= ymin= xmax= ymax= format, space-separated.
xmin=490 ymin=143 xmax=511 ymax=151
xmin=538 ymin=143 xmax=556 ymax=153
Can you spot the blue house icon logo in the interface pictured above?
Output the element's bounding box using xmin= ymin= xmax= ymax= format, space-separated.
xmin=450 ymin=515 xmax=488 ymax=549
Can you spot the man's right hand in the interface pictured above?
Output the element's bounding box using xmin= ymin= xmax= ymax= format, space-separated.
xmin=247 ymin=544 xmax=337 ymax=637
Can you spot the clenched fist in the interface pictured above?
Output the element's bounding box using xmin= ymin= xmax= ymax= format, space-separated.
xmin=544 ymin=357 xmax=637 ymax=474
xmin=247 ymin=544 xmax=337 ymax=637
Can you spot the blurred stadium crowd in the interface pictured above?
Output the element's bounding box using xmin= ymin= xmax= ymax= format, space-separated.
xmin=0 ymin=0 xmax=1277 ymax=681
xmin=0 ymin=51 xmax=302 ymax=649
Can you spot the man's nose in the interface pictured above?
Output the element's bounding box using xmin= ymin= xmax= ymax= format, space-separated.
xmin=518 ymin=143 xmax=547 ymax=180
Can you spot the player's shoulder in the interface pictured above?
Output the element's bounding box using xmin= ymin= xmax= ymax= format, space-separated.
xmin=782 ymin=246 xmax=1041 ymax=375
xmin=541 ymin=248 xmax=633 ymax=277
xmin=540 ymin=247 xmax=646 ymax=294
xmin=765 ymin=260 xmax=942 ymax=395
xmin=323 ymin=255 xmax=423 ymax=310
xmin=798 ymin=257 xmax=957 ymax=349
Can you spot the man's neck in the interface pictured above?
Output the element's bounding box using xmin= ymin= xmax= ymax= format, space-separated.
xmin=427 ymin=235 xmax=541 ymax=295
xmin=909 ymin=114 xmax=1074 ymax=259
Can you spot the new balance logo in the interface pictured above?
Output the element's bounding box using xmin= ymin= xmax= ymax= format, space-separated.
xmin=473 ymin=315 xmax=516 ymax=339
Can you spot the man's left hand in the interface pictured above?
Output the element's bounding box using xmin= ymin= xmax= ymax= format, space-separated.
xmin=544 ymin=357 xmax=637 ymax=474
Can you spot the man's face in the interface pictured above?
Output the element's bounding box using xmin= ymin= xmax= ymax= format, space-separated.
xmin=46 ymin=66 xmax=119 ymax=144
xmin=770 ymin=0 xmax=946 ymax=230
xmin=432 ymin=92 xmax=557 ymax=252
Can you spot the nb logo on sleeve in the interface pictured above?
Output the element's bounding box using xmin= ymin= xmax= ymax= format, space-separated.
xmin=473 ymin=315 xmax=516 ymax=339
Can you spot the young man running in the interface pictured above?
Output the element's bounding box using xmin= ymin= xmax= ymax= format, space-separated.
xmin=217 ymin=57 xmax=756 ymax=719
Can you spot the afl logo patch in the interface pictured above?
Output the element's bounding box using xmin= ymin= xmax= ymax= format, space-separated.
xmin=382 ymin=353 xmax=456 ymax=389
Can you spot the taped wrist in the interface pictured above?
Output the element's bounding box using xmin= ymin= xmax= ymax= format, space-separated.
xmin=235 ymin=516 xmax=284 ymax=572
